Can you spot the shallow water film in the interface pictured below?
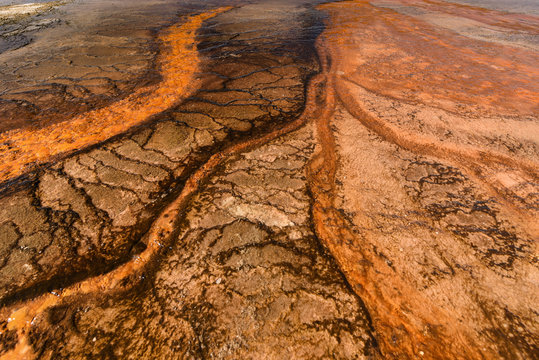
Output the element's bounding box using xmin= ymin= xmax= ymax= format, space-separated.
xmin=0 ymin=0 xmax=537 ymax=359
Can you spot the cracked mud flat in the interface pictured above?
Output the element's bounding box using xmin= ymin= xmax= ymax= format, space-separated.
xmin=0 ymin=0 xmax=538 ymax=359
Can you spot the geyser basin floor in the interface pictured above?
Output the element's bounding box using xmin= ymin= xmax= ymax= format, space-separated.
xmin=0 ymin=0 xmax=537 ymax=359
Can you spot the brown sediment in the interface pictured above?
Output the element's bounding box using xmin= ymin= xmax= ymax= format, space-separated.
xmin=0 ymin=2 xmax=321 ymax=313
xmin=0 ymin=7 xmax=229 ymax=184
xmin=0 ymin=47 xmax=329 ymax=360
xmin=0 ymin=3 xmax=372 ymax=356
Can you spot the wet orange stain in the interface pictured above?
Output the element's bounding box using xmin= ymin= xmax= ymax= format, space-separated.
xmin=0 ymin=8 xmax=229 ymax=183
xmin=320 ymin=0 xmax=539 ymax=117
xmin=320 ymin=0 xmax=539 ymax=225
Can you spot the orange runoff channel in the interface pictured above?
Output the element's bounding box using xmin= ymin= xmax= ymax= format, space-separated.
xmin=0 ymin=7 xmax=231 ymax=183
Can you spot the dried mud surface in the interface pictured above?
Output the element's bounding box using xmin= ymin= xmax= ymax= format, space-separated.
xmin=0 ymin=0 xmax=538 ymax=359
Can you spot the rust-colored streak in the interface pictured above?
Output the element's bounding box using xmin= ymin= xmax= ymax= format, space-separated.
xmin=0 ymin=45 xmax=329 ymax=360
xmin=0 ymin=8 xmax=228 ymax=183
xmin=307 ymin=1 xmax=539 ymax=359
xmin=307 ymin=78 xmax=493 ymax=358
xmin=306 ymin=40 xmax=490 ymax=360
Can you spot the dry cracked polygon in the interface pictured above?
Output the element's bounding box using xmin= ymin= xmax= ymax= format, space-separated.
xmin=24 ymin=124 xmax=379 ymax=360
xmin=0 ymin=5 xmax=321 ymax=309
